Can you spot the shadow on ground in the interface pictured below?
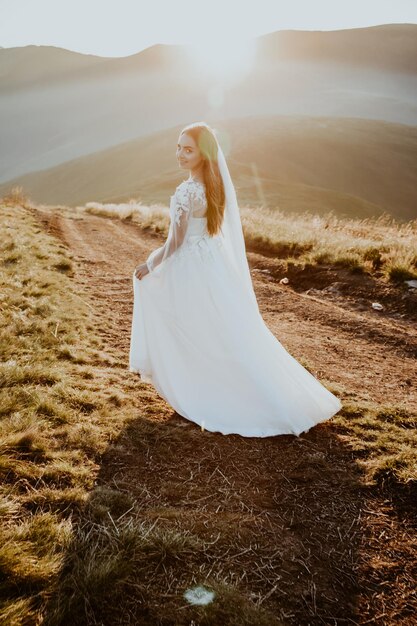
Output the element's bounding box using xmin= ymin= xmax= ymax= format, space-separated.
xmin=42 ymin=408 xmax=370 ymax=626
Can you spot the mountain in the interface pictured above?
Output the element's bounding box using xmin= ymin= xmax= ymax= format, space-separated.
xmin=256 ymin=24 xmax=417 ymax=73
xmin=0 ymin=24 xmax=416 ymax=185
xmin=2 ymin=115 xmax=416 ymax=221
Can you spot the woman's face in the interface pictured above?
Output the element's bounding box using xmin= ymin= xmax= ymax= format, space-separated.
xmin=176 ymin=133 xmax=202 ymax=172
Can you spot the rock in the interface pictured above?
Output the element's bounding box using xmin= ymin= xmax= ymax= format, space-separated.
xmin=371 ymin=302 xmax=384 ymax=310
xmin=322 ymin=283 xmax=342 ymax=294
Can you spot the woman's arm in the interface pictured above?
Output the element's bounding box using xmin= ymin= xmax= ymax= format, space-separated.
xmin=146 ymin=244 xmax=167 ymax=273
xmin=146 ymin=184 xmax=192 ymax=273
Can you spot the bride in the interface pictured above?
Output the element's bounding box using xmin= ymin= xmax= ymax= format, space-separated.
xmin=129 ymin=121 xmax=342 ymax=437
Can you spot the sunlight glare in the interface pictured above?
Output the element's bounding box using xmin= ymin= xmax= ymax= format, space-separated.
xmin=187 ymin=36 xmax=256 ymax=86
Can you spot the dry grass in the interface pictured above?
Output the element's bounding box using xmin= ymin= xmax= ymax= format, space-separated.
xmin=83 ymin=199 xmax=170 ymax=235
xmin=0 ymin=201 xmax=138 ymax=624
xmin=79 ymin=200 xmax=417 ymax=282
xmin=1 ymin=198 xmax=416 ymax=625
xmin=1 ymin=186 xmax=32 ymax=209
xmin=333 ymin=402 xmax=417 ymax=491
xmin=245 ymin=208 xmax=417 ymax=284
xmin=0 ymin=200 xmax=282 ymax=625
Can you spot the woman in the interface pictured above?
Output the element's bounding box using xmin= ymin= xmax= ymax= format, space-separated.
xmin=129 ymin=121 xmax=342 ymax=437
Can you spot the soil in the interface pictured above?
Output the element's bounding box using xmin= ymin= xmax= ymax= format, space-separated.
xmin=32 ymin=206 xmax=416 ymax=411
xmin=32 ymin=205 xmax=417 ymax=626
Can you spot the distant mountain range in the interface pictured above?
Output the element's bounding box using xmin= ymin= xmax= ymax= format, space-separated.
xmin=0 ymin=24 xmax=416 ymax=220
xmin=1 ymin=115 xmax=416 ymax=221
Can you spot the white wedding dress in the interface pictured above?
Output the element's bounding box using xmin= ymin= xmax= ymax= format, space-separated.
xmin=129 ymin=178 xmax=342 ymax=437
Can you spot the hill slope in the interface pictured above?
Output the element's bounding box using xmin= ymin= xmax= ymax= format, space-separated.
xmin=1 ymin=23 xmax=416 ymax=183
xmin=2 ymin=116 xmax=416 ymax=221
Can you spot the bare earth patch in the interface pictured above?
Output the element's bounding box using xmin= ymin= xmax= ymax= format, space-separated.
xmin=32 ymin=206 xmax=416 ymax=625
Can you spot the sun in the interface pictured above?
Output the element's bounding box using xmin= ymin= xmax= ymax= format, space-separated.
xmin=187 ymin=36 xmax=256 ymax=86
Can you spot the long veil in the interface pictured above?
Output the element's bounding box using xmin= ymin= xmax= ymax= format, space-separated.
xmin=144 ymin=123 xmax=260 ymax=316
xmin=214 ymin=131 xmax=260 ymax=313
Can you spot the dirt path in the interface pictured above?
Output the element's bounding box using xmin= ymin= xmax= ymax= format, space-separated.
xmin=32 ymin=206 xmax=416 ymax=411
xmin=32 ymin=205 xmax=416 ymax=625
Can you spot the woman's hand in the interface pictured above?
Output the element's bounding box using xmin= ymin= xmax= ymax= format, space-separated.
xmin=135 ymin=262 xmax=150 ymax=280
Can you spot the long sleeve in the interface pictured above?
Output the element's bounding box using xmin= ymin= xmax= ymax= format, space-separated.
xmin=146 ymin=183 xmax=192 ymax=273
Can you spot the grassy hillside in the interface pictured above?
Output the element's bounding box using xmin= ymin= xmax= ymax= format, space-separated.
xmin=1 ymin=116 xmax=416 ymax=221
xmin=0 ymin=196 xmax=416 ymax=624
xmin=19 ymin=180 xmax=415 ymax=288
xmin=0 ymin=199 xmax=285 ymax=625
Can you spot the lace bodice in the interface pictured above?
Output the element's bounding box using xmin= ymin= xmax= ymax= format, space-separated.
xmin=173 ymin=179 xmax=207 ymax=224
xmin=145 ymin=179 xmax=209 ymax=273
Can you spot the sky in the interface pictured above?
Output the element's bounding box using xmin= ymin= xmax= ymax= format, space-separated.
xmin=0 ymin=0 xmax=416 ymax=57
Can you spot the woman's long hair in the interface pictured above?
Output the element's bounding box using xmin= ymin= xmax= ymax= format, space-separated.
xmin=179 ymin=122 xmax=225 ymax=237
